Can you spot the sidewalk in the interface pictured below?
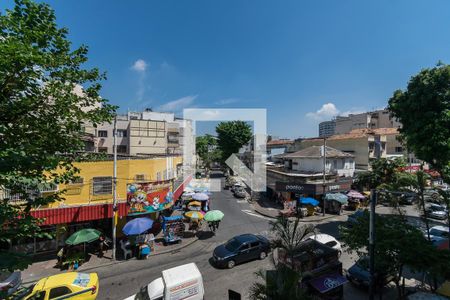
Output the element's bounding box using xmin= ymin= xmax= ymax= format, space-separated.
xmin=251 ymin=198 xmax=353 ymax=222
xmin=21 ymin=234 xmax=199 ymax=285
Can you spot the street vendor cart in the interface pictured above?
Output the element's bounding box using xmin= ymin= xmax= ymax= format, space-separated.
xmin=161 ymin=215 xmax=185 ymax=245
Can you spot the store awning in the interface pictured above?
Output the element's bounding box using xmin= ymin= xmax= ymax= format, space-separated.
xmin=298 ymin=197 xmax=319 ymax=206
xmin=325 ymin=193 xmax=348 ymax=204
xmin=308 ymin=273 xmax=348 ymax=293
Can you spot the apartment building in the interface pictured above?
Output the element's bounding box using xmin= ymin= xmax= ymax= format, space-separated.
xmin=333 ymin=109 xmax=401 ymax=135
xmin=319 ymin=120 xmax=336 ymax=137
xmin=92 ymin=110 xmax=195 ymax=158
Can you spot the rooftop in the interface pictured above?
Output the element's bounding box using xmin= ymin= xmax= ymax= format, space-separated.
xmin=267 ymin=139 xmax=294 ymax=146
xmin=283 ymin=146 xmax=354 ymax=159
xmin=303 ymin=127 xmax=399 ymax=142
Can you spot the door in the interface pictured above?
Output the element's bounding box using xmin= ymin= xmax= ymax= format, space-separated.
xmin=249 ymin=241 xmax=261 ymax=259
xmin=237 ymin=243 xmax=251 ymax=263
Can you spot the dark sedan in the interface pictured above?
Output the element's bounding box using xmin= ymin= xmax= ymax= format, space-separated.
xmin=346 ymin=257 xmax=395 ymax=289
xmin=213 ymin=234 xmax=270 ymax=269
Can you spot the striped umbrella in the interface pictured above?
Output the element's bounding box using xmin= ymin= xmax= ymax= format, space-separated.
xmin=185 ymin=211 xmax=204 ymax=220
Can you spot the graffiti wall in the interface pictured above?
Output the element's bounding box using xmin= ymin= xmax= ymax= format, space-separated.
xmin=126 ymin=180 xmax=174 ymax=216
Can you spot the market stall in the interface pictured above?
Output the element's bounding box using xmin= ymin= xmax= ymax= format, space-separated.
xmin=346 ymin=190 xmax=366 ymax=210
xmin=64 ymin=228 xmax=101 ymax=269
xmin=161 ymin=215 xmax=185 ymax=245
xmin=122 ymin=217 xmax=155 ymax=258
xmin=298 ymin=197 xmax=319 ymax=216
xmin=324 ymin=193 xmax=348 ymax=215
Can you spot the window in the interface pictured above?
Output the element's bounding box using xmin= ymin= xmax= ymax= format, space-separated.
xmin=395 ymin=146 xmax=403 ymax=153
xmin=49 ymin=286 xmax=72 ymax=299
xmin=69 ymin=177 xmax=84 ymax=185
xmin=325 ymin=241 xmax=337 ymax=248
xmin=135 ymin=174 xmax=146 ymax=181
xmin=93 ymin=177 xmax=112 ymax=195
xmin=250 ymin=241 xmax=260 ymax=248
xmin=98 ymin=130 xmax=108 ymax=137
xmin=34 ymin=291 xmax=46 ymax=300
xmin=117 ymin=145 xmax=127 ymax=153
xmin=98 ymin=147 xmax=108 ymax=153
xmin=239 ymin=244 xmax=250 ymax=251
xmin=117 ymin=129 xmax=127 ymax=137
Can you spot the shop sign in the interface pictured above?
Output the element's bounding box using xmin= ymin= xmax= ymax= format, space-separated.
xmin=127 ymin=181 xmax=173 ymax=216
xmin=275 ymin=182 xmax=316 ymax=194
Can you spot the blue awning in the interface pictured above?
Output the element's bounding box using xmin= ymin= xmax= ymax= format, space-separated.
xmin=298 ymin=197 xmax=319 ymax=206
xmin=162 ymin=215 xmax=183 ymax=222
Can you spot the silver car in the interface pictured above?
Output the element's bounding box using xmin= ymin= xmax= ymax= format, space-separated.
xmin=0 ymin=271 xmax=21 ymax=296
xmin=426 ymin=203 xmax=448 ymax=220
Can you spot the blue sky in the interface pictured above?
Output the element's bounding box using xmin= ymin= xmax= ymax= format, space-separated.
xmin=3 ymin=1 xmax=450 ymax=137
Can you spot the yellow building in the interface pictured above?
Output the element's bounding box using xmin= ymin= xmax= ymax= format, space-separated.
xmin=45 ymin=156 xmax=183 ymax=208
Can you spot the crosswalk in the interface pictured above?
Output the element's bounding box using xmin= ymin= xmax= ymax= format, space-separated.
xmin=241 ymin=209 xmax=272 ymax=220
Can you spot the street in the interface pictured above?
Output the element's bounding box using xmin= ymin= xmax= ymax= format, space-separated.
xmin=96 ymin=172 xmax=445 ymax=300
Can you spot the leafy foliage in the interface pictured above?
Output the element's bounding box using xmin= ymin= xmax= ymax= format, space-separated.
xmin=215 ymin=121 xmax=252 ymax=163
xmin=388 ymin=63 xmax=450 ymax=181
xmin=195 ymin=134 xmax=220 ymax=167
xmin=0 ymin=0 xmax=116 ymax=272
xmin=340 ymin=212 xmax=450 ymax=297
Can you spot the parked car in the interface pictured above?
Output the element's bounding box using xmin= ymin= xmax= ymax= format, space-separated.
xmin=346 ymin=257 xmax=396 ymax=288
xmin=213 ymin=234 xmax=270 ymax=269
xmin=429 ymin=226 xmax=449 ymax=239
xmin=423 ymin=188 xmax=443 ymax=203
xmin=307 ymin=234 xmax=342 ymax=256
xmin=14 ymin=272 xmax=99 ymax=300
xmin=233 ymin=186 xmax=246 ymax=198
xmin=0 ymin=271 xmax=21 ymax=297
xmin=400 ymin=192 xmax=419 ymax=205
xmin=426 ymin=203 xmax=448 ymax=220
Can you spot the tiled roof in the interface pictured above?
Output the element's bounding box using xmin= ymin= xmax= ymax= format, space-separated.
xmin=267 ymin=139 xmax=294 ymax=146
xmin=283 ymin=146 xmax=354 ymax=158
xmin=303 ymin=127 xmax=399 ymax=142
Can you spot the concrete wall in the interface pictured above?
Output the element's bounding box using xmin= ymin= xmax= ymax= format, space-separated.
xmin=290 ymin=157 xmax=354 ymax=176
xmin=95 ymin=120 xmax=130 ymax=154
xmin=335 ymin=113 xmax=368 ymax=134
xmin=129 ymin=119 xmax=167 ymax=155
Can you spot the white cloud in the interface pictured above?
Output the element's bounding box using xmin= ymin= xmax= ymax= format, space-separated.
xmin=215 ymin=98 xmax=239 ymax=105
xmin=157 ymin=95 xmax=197 ymax=112
xmin=131 ymin=59 xmax=148 ymax=72
xmin=306 ymin=103 xmax=340 ymax=121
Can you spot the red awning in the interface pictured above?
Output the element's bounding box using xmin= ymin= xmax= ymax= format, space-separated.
xmin=31 ymin=175 xmax=193 ymax=226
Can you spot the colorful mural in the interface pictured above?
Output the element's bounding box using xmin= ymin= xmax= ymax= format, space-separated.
xmin=126 ymin=180 xmax=174 ymax=215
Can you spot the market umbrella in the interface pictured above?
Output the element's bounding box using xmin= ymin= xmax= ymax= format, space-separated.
xmin=66 ymin=229 xmax=101 ymax=245
xmin=188 ymin=201 xmax=202 ymax=206
xmin=122 ymin=217 xmax=154 ymax=236
xmin=298 ymin=197 xmax=319 ymax=206
xmin=185 ymin=211 xmax=204 ymax=220
xmin=183 ymin=192 xmax=195 ymax=197
xmin=192 ymin=193 xmax=209 ymax=201
xmin=204 ymin=210 xmax=224 ymax=222
xmin=347 ymin=190 xmax=366 ymax=199
xmin=325 ymin=193 xmax=348 ymax=204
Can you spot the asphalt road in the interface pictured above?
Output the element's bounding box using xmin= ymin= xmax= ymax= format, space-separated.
xmin=96 ymin=172 xmax=447 ymax=300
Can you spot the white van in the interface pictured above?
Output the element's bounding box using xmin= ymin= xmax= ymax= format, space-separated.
xmin=124 ymin=263 xmax=204 ymax=300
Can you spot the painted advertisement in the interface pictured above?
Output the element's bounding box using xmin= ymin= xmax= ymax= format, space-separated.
xmin=127 ymin=180 xmax=174 ymax=215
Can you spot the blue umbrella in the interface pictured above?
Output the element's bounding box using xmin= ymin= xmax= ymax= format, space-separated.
xmin=298 ymin=197 xmax=319 ymax=206
xmin=123 ymin=217 xmax=154 ymax=235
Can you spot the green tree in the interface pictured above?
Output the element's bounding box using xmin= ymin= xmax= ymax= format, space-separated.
xmin=0 ymin=0 xmax=116 ymax=274
xmin=215 ymin=121 xmax=252 ymax=164
xmin=340 ymin=212 xmax=450 ymax=297
xmin=388 ymin=63 xmax=450 ymax=247
xmin=249 ymin=216 xmax=315 ymax=300
xmin=195 ymin=134 xmax=219 ymax=167
xmin=388 ymin=63 xmax=450 ymax=180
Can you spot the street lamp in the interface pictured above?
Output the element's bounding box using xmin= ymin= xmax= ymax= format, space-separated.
xmin=322 ymin=137 xmax=327 ymax=216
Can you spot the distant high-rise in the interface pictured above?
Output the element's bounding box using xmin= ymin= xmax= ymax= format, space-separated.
xmin=319 ymin=120 xmax=336 ymax=137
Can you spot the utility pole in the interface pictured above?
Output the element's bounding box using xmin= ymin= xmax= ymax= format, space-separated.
xmin=322 ymin=137 xmax=327 ymax=216
xmin=369 ymin=189 xmax=377 ymax=300
xmin=112 ymin=116 xmax=118 ymax=260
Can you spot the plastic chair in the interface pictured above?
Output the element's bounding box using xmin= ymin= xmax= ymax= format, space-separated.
xmin=120 ymin=240 xmax=132 ymax=260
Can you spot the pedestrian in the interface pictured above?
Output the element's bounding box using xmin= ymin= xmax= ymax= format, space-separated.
xmin=56 ymin=245 xmax=66 ymax=268
xmin=98 ymin=235 xmax=105 ymax=258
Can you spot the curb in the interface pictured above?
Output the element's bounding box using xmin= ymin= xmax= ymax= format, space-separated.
xmin=22 ymin=237 xmax=199 ymax=285
xmin=252 ymin=204 xmax=353 ymax=222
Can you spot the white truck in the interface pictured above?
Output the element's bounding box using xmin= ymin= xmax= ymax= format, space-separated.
xmin=124 ymin=263 xmax=204 ymax=300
